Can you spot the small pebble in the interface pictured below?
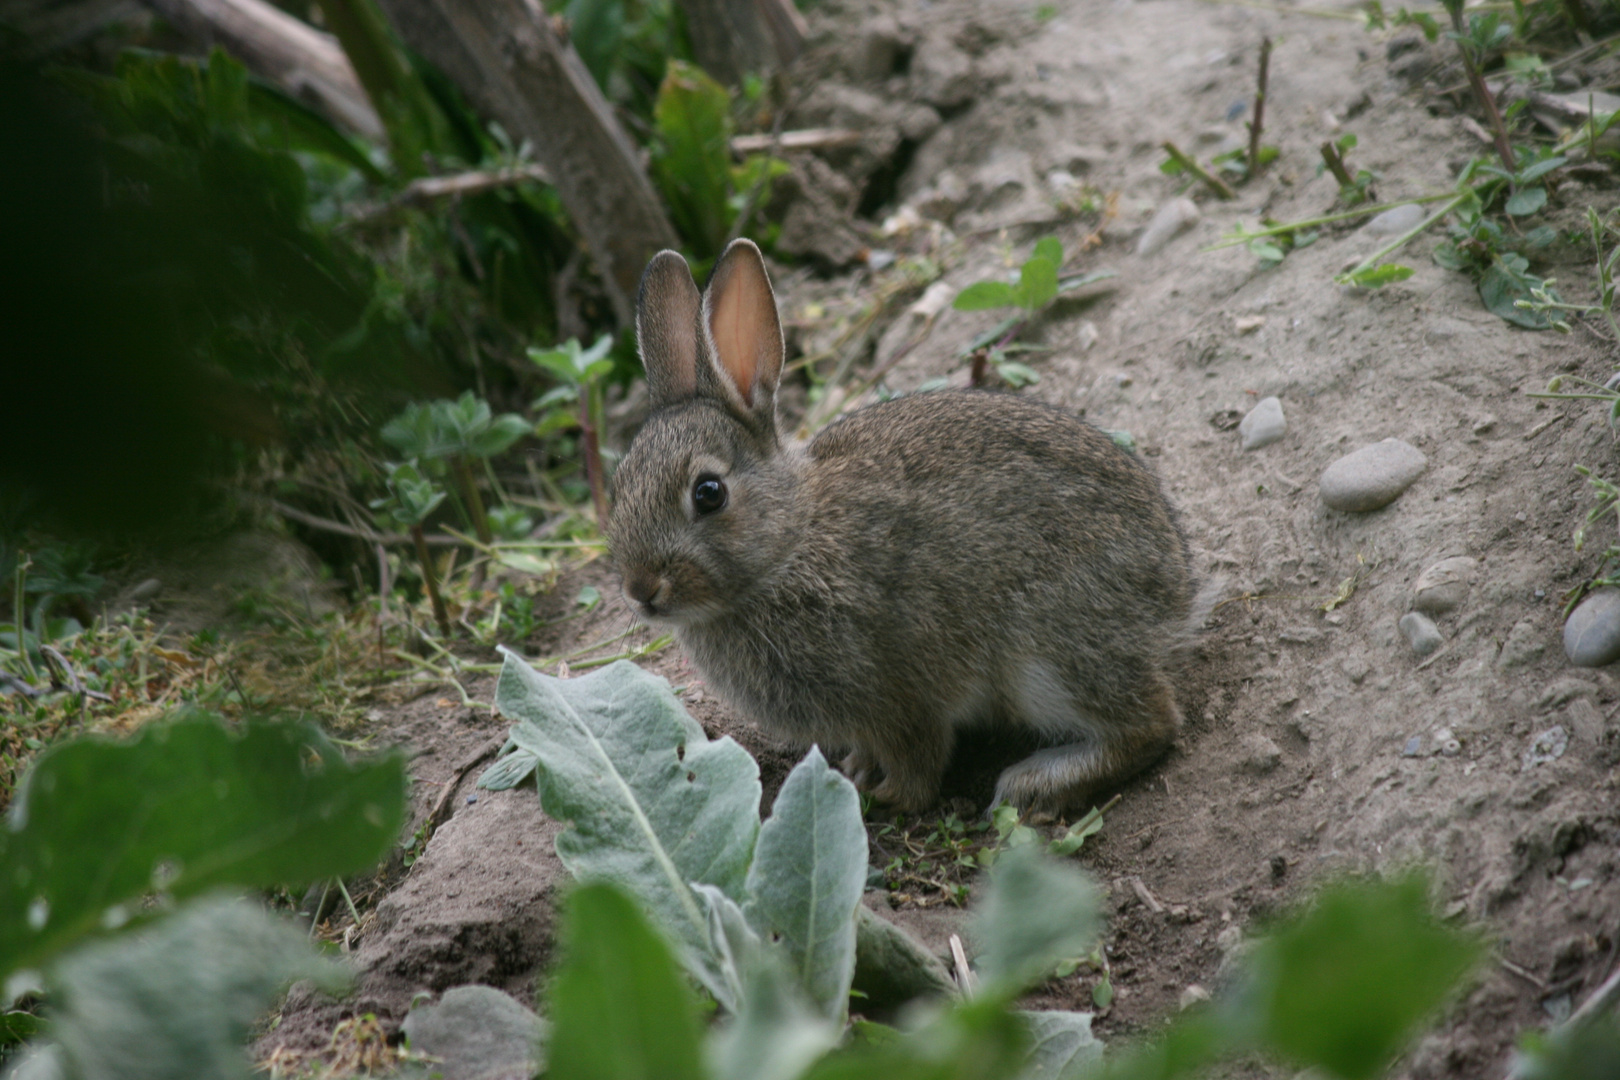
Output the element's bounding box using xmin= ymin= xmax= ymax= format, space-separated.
xmin=1402 ymin=735 xmax=1422 ymax=757
xmin=1238 ymin=732 xmax=1282 ymax=773
xmin=1238 ymin=396 xmax=1286 ymax=451
xmin=1136 ymin=197 xmax=1201 ymax=256
xmin=1472 ymin=414 xmax=1497 ymax=435
xmin=1523 ymin=725 xmax=1569 ymax=768
xmin=1179 ymin=984 xmax=1212 ymax=1010
xmin=1564 ymin=587 xmax=1620 ymax=667
xmin=1362 ymin=203 xmax=1427 ymax=235
xmin=1319 ymin=438 xmax=1427 ymax=512
xmin=1398 ymin=611 xmax=1442 ymax=657
xmin=466 ymin=794 xmax=478 ymax=805
xmin=1076 ymin=320 xmax=1100 ymax=352
xmin=1412 ymin=556 xmax=1477 ymax=614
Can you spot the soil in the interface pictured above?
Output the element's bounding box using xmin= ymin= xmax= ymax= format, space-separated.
xmin=260 ymin=1 xmax=1620 ymax=1076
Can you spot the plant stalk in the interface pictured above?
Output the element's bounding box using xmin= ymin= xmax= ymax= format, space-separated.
xmin=1446 ymin=9 xmax=1518 ymax=174
xmin=411 ymin=524 xmax=452 ymax=637
xmin=579 ymin=384 xmax=610 ymax=530
xmin=1161 ymin=142 xmax=1237 ymax=200
xmin=1335 ymin=192 xmax=1468 ymax=283
xmin=1246 ymin=37 xmax=1272 ymax=180
xmin=1319 ymin=140 xmax=1355 ymax=188
xmin=1200 ymin=191 xmax=1462 ymax=251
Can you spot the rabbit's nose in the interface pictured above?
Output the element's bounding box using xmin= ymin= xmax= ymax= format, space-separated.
xmin=624 ymin=570 xmax=662 ymax=608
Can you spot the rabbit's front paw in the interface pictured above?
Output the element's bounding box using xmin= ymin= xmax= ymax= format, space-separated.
xmin=838 ymin=748 xmax=879 ymax=790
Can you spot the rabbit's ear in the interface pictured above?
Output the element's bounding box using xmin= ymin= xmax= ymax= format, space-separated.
xmin=636 ymin=250 xmax=702 ymax=409
xmin=701 ymin=239 xmax=782 ymax=427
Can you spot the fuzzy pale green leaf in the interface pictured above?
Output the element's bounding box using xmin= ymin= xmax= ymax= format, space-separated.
xmin=1019 ymin=1011 xmax=1102 ymax=1078
xmin=972 ymin=847 xmax=1101 ymax=996
xmin=743 ymin=747 xmax=868 ymax=1021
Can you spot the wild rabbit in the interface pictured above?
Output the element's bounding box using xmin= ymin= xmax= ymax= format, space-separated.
xmin=610 ymin=239 xmax=1204 ymax=814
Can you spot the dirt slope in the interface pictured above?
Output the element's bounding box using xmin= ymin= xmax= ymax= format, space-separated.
xmin=264 ymin=1 xmax=1619 ymax=1075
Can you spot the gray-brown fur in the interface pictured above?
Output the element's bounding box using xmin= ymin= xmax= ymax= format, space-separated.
xmin=611 ymin=239 xmax=1202 ymax=814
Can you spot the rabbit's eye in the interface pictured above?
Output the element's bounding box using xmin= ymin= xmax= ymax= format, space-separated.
xmin=692 ymin=476 xmax=727 ymax=515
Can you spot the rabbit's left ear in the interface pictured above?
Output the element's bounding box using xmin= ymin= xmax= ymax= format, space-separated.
xmin=701 ymin=239 xmax=782 ymax=430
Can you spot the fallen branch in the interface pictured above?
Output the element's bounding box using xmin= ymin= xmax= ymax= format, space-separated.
xmin=731 ymin=127 xmax=864 ymax=154
xmin=347 ymin=164 xmax=553 ymax=222
xmin=1161 ymin=142 xmax=1236 ymax=200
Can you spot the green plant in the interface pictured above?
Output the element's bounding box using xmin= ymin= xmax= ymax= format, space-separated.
xmin=379 ymin=391 xmax=530 ymax=548
xmin=1518 ymin=208 xmax=1620 ymax=338
xmin=1317 ymin=133 xmax=1378 ymax=206
xmin=0 ymin=712 xmax=406 ymax=1072
xmin=1361 ymin=1 xmax=1441 ymax=40
xmin=951 ymin=239 xmax=1113 ymax=388
xmin=529 ymin=335 xmax=617 ymax=527
xmin=370 ymin=460 xmax=453 ymax=636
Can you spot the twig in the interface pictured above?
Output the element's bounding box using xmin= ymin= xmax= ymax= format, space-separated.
xmin=347 ymin=164 xmax=552 ymax=223
xmin=1567 ymin=961 xmax=1620 ymax=1027
xmin=949 ymin=934 xmax=978 ymax=997
xmin=1130 ymin=876 xmax=1166 ymax=914
xmin=730 ymin=127 xmax=863 ymax=154
xmin=1161 ymin=142 xmax=1236 ymax=200
xmin=39 ymin=644 xmax=111 ymax=703
xmin=424 ymin=734 xmax=506 ymax=835
xmin=1319 ymin=140 xmax=1356 ymax=188
xmin=266 ymin=498 xmax=462 ymax=547
xmin=1525 ymin=413 xmax=1568 ymax=440
xmin=1246 ymin=37 xmax=1272 ymax=180
xmin=1502 ymin=957 xmax=1548 ymax=989
xmin=1445 ymin=6 xmax=1518 ymax=174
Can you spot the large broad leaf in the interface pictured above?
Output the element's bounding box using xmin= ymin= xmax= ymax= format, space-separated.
xmin=480 ymin=653 xmax=761 ymax=989
xmin=743 ymin=748 xmax=868 ymax=1021
xmin=1224 ymin=873 xmax=1482 ymax=1080
xmin=1480 ymin=255 xmax=1556 ymax=329
xmin=546 ymin=882 xmax=706 ymax=1080
xmin=41 ymin=896 xmax=346 ymax=1080
xmin=971 ymin=847 xmax=1100 ymax=997
xmin=0 ymin=714 xmax=407 ymax=982
xmin=799 ymin=996 xmax=1031 ymax=1080
xmin=1018 ymin=1012 xmax=1102 ymax=1078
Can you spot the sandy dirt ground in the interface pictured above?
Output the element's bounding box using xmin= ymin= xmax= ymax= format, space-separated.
xmin=260 ymin=1 xmax=1620 ymax=1075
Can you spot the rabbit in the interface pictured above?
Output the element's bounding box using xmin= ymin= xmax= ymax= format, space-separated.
xmin=609 ymin=238 xmax=1206 ymax=815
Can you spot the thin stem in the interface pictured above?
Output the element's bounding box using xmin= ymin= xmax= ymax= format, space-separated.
xmin=453 ymin=455 xmax=493 ymax=545
xmin=579 ymin=382 xmax=610 ymax=530
xmin=12 ymin=556 xmax=36 ymax=684
xmin=1334 ymin=193 xmax=1469 ymax=283
xmin=1447 ymin=9 xmax=1518 ymax=174
xmin=1246 ymin=37 xmax=1272 ymax=180
xmin=1319 ymin=140 xmax=1355 ymax=188
xmin=1201 ymin=191 xmax=1461 ymax=251
xmin=1162 ymin=142 xmax=1236 ymax=199
xmin=412 ymin=524 xmax=452 ymax=637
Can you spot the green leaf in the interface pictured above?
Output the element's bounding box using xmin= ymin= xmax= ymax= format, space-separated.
xmin=652 ymin=60 xmax=734 ymax=259
xmin=1090 ymin=976 xmax=1113 ymax=1010
xmin=468 ymin=412 xmax=531 ymax=458
xmin=244 ymin=82 xmax=385 ymax=183
xmin=547 ymin=882 xmax=707 ymax=1080
xmin=995 ymin=361 xmax=1042 ymax=389
xmin=1516 ymin=156 xmax=1567 ymax=185
xmin=1342 ymin=263 xmax=1414 ymax=288
xmin=710 ymin=916 xmax=841 ymax=1080
xmin=493 ymin=549 xmax=557 ymax=578
xmin=743 ymin=748 xmax=868 ymax=1021
xmin=1513 ymin=1016 xmax=1620 ymax=1080
xmin=478 ymin=653 xmax=761 ymax=1002
xmin=1431 ymin=241 xmax=1468 ymax=271
xmin=1226 ymin=874 xmax=1482 ymax=1080
xmin=1480 ymin=260 xmax=1556 ymax=328
xmin=1013 ymin=256 xmax=1059 ymax=311
xmin=1032 ymin=238 xmax=1063 ymax=268
xmin=1019 ymin=1011 xmax=1102 ymax=1078
xmin=1046 ymin=805 xmax=1105 ymax=857
xmin=0 ymin=715 xmax=406 ymax=982
xmin=800 ymin=996 xmax=1031 ymax=1080
xmin=380 ymin=401 xmax=456 ymax=459
xmin=1248 ymin=239 xmax=1286 ymax=265
xmin=972 ymin=847 xmax=1101 ymax=997
xmin=953 ymin=281 xmax=1018 ymax=312
xmin=0 ymin=1010 xmax=39 ymax=1047
xmin=1336 ymin=132 xmax=1358 ymax=153
xmin=1504 ymin=186 xmax=1547 ymax=216
xmin=40 ymin=896 xmax=345 ymax=1080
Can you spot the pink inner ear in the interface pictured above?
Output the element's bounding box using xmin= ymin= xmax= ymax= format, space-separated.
xmin=709 ymin=261 xmax=773 ymax=406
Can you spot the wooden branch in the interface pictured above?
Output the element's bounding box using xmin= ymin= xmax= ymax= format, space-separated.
xmin=731 ymin=127 xmax=864 ymax=154
xmin=346 ymin=164 xmax=553 ymax=221
xmin=375 ymin=0 xmax=677 ymax=325
xmin=1161 ymin=142 xmax=1236 ymax=200
xmin=135 ymin=0 xmax=383 ymax=138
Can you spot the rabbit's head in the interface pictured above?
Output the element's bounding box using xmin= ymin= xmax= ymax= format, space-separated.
xmin=609 ymin=240 xmax=800 ymax=628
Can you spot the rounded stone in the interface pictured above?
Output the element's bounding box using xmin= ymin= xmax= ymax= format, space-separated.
xmin=1362 ymin=203 xmax=1427 ymax=236
xmin=1398 ymin=611 xmax=1442 ymax=657
xmin=1239 ymin=396 xmax=1287 ymax=451
xmin=1412 ymin=556 xmax=1477 ymax=614
xmin=1319 ymin=438 xmax=1428 ymax=512
xmin=1564 ymin=587 xmax=1620 ymax=667
xmin=1136 ymin=197 xmax=1201 ymax=256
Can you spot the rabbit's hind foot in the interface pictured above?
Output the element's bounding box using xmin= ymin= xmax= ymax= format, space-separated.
xmin=992 ymin=680 xmax=1178 ymax=815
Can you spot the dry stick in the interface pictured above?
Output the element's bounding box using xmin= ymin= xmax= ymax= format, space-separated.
xmin=411 ymin=523 xmax=453 ymax=638
xmin=1161 ymin=142 xmax=1236 ymax=200
xmin=268 ymin=498 xmax=462 ymax=547
xmin=1246 ymin=37 xmax=1272 ymax=180
xmin=1319 ymin=140 xmax=1356 ymax=188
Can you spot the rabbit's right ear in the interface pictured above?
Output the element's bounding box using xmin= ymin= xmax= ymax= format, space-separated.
xmin=636 ymin=250 xmax=702 ymax=409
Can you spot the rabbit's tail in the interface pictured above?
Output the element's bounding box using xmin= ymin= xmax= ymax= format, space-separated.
xmin=1167 ymin=572 xmax=1226 ymax=664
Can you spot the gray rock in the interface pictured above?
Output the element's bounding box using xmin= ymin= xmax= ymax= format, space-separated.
xmin=1136 ymin=198 xmax=1201 ymax=256
xmin=1412 ymin=556 xmax=1477 ymax=614
xmin=1399 ymin=612 xmax=1443 ymax=657
xmin=402 ymin=985 xmax=544 ymax=1080
xmin=1319 ymin=438 xmax=1427 ymax=512
xmin=1402 ymin=735 xmax=1422 ymax=757
xmin=1523 ymin=725 xmax=1569 ymax=769
xmin=1564 ymin=588 xmax=1620 ymax=667
xmin=1238 ymin=732 xmax=1282 ymax=773
xmin=1362 ymin=204 xmax=1427 ymax=236
xmin=1499 ymin=617 xmax=1547 ymax=671
xmin=1238 ymin=396 xmax=1286 ymax=450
